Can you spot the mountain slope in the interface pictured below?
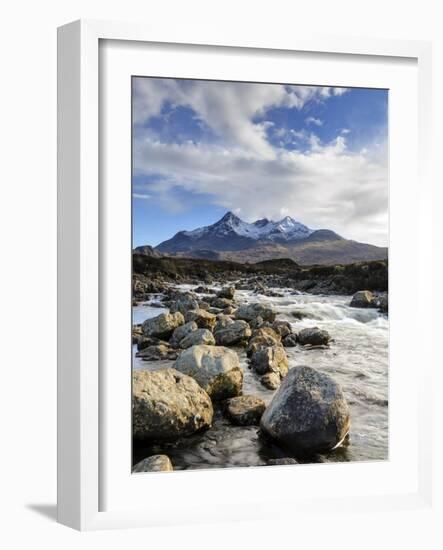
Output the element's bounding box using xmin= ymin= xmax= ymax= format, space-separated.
xmin=153 ymin=211 xmax=387 ymax=265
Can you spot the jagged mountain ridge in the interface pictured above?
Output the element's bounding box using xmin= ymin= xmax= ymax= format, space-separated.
xmin=133 ymin=211 xmax=388 ymax=265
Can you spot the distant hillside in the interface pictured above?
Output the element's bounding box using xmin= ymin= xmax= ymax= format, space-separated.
xmin=153 ymin=211 xmax=387 ymax=266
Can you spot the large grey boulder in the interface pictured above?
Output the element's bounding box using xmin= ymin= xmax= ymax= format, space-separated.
xmin=133 ymin=368 xmax=213 ymax=440
xmin=235 ymin=302 xmax=276 ymax=323
xmin=214 ymin=314 xmax=234 ymax=332
xmin=297 ymin=327 xmax=331 ymax=346
xmin=170 ymin=321 xmax=198 ymax=348
xmin=250 ymin=345 xmax=289 ymax=377
xmin=142 ymin=312 xmax=185 ymax=339
xmin=169 ymin=292 xmax=199 ymax=315
xmin=180 ymin=328 xmax=215 ymax=349
xmin=260 ymin=366 xmax=350 ymax=454
xmin=173 ymin=344 xmax=243 ymax=400
xmin=214 ymin=320 xmax=252 ymax=346
xmin=132 ymin=455 xmax=173 ymax=473
xmin=350 ymin=290 xmax=374 ymax=308
xmin=224 ymin=395 xmax=266 ymax=426
xmin=185 ymin=309 xmax=217 ymax=330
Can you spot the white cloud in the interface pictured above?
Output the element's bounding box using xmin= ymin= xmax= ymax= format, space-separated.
xmin=133 ymin=193 xmax=151 ymax=200
xmin=133 ymin=79 xmax=387 ymax=246
xmin=305 ymin=116 xmax=323 ymax=127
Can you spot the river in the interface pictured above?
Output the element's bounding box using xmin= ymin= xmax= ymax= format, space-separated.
xmin=132 ymin=285 xmax=388 ymax=469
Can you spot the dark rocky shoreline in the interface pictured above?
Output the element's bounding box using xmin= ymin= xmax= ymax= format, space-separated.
xmin=132 ymin=263 xmax=388 ymax=473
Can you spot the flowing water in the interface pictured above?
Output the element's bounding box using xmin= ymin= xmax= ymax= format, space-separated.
xmin=132 ymin=285 xmax=389 ymax=469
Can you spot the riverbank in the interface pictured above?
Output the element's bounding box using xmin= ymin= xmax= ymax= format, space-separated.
xmin=132 ymin=280 xmax=388 ymax=471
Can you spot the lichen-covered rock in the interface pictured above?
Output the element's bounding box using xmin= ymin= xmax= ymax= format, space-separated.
xmin=214 ymin=314 xmax=234 ymax=332
xmin=260 ymin=372 xmax=282 ymax=390
xmin=272 ymin=320 xmax=292 ymax=339
xmin=250 ymin=345 xmax=289 ymax=377
xmin=169 ymin=292 xmax=199 ymax=315
xmin=136 ymin=343 xmax=179 ymax=361
xmin=132 ymin=454 xmax=173 ymax=473
xmin=224 ymin=395 xmax=266 ymax=426
xmin=260 ymin=366 xmax=351 ymax=454
xmin=214 ymin=320 xmax=252 ymax=346
xmin=133 ymin=369 xmax=213 ymax=440
xmin=350 ymin=290 xmax=374 ymax=308
xmin=173 ymin=344 xmax=243 ymax=400
xmin=180 ymin=328 xmax=215 ymax=349
xmin=247 ymin=327 xmax=281 ymax=357
xmin=170 ymin=321 xmax=198 ymax=348
xmin=297 ymin=327 xmax=331 ymax=346
xmin=185 ymin=309 xmax=217 ymax=330
xmin=235 ymin=302 xmax=276 ymax=323
xmin=142 ymin=312 xmax=185 ymax=339
xmin=282 ymin=333 xmax=298 ymax=347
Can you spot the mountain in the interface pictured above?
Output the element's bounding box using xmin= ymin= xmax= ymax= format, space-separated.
xmin=153 ymin=211 xmax=387 ymax=265
xmin=133 ymin=245 xmax=162 ymax=257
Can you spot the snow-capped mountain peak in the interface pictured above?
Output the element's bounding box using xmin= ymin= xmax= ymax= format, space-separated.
xmin=182 ymin=211 xmax=312 ymax=242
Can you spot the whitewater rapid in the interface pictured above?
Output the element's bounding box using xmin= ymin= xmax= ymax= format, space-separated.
xmin=133 ymin=286 xmax=388 ymax=467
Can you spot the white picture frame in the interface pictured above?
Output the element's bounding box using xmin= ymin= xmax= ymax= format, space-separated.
xmin=57 ymin=19 xmax=433 ymax=531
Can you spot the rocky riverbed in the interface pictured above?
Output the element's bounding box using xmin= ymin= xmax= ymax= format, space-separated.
xmin=132 ymin=281 xmax=388 ymax=472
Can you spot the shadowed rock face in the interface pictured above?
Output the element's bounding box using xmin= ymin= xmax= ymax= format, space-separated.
xmin=260 ymin=366 xmax=350 ymax=455
xmin=132 ymin=368 xmax=213 ymax=441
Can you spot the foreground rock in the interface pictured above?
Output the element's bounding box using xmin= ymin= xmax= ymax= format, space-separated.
xmin=247 ymin=327 xmax=281 ymax=356
xmin=250 ymin=345 xmax=289 ymax=377
xmin=224 ymin=395 xmax=266 ymax=426
xmin=260 ymin=372 xmax=281 ymax=390
xmin=142 ymin=312 xmax=185 ymax=339
xmin=173 ymin=345 xmax=243 ymax=400
xmin=185 ymin=309 xmax=217 ymax=330
xmin=350 ymin=290 xmax=374 ymax=308
xmin=170 ymin=321 xmax=197 ymax=348
xmin=214 ymin=320 xmax=251 ymax=346
xmin=217 ymin=286 xmax=235 ymax=300
xmin=235 ymin=303 xmax=276 ymax=323
xmin=132 ymin=455 xmax=173 ymax=473
xmin=169 ymin=292 xmax=199 ymax=315
xmin=297 ymin=327 xmax=331 ymax=346
xmin=180 ymin=328 xmax=215 ymax=348
xmin=133 ymin=369 xmax=213 ymax=440
xmin=260 ymin=366 xmax=350 ymax=454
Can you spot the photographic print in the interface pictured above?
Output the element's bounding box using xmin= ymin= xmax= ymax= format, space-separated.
xmin=131 ymin=77 xmax=388 ymax=473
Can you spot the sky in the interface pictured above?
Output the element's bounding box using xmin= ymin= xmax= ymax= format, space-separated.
xmin=132 ymin=77 xmax=388 ymax=247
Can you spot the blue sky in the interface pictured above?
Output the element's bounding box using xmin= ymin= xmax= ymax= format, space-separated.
xmin=132 ymin=78 xmax=388 ymax=247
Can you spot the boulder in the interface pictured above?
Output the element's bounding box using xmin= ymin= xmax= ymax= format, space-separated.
xmin=133 ymin=369 xmax=213 ymax=440
xmin=297 ymin=327 xmax=331 ymax=346
xmin=260 ymin=372 xmax=282 ymax=390
xmin=214 ymin=314 xmax=234 ymax=332
xmin=136 ymin=343 xmax=179 ymax=361
xmin=180 ymin=328 xmax=215 ymax=349
xmin=173 ymin=345 xmax=243 ymax=401
xmin=250 ymin=345 xmax=289 ymax=377
xmin=267 ymin=458 xmax=298 ymax=466
xmin=142 ymin=312 xmax=185 ymax=339
xmin=169 ymin=292 xmax=199 ymax=315
xmin=373 ymin=294 xmax=388 ymax=313
xmin=224 ymin=395 xmax=266 ymax=426
xmin=272 ymin=320 xmax=292 ymax=339
xmin=217 ymin=286 xmax=235 ymax=300
xmin=214 ymin=320 xmax=252 ymax=346
xmin=247 ymin=327 xmax=282 ymax=357
xmin=132 ymin=455 xmax=173 ymax=473
xmin=235 ymin=303 xmax=276 ymax=323
xmin=350 ymin=290 xmax=374 ymax=308
xmin=282 ymin=333 xmax=298 ymax=347
xmin=260 ymin=366 xmax=351 ymax=454
xmin=211 ymin=297 xmax=234 ymax=310
xmin=169 ymin=321 xmax=198 ymax=348
xmin=185 ymin=309 xmax=217 ymax=330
